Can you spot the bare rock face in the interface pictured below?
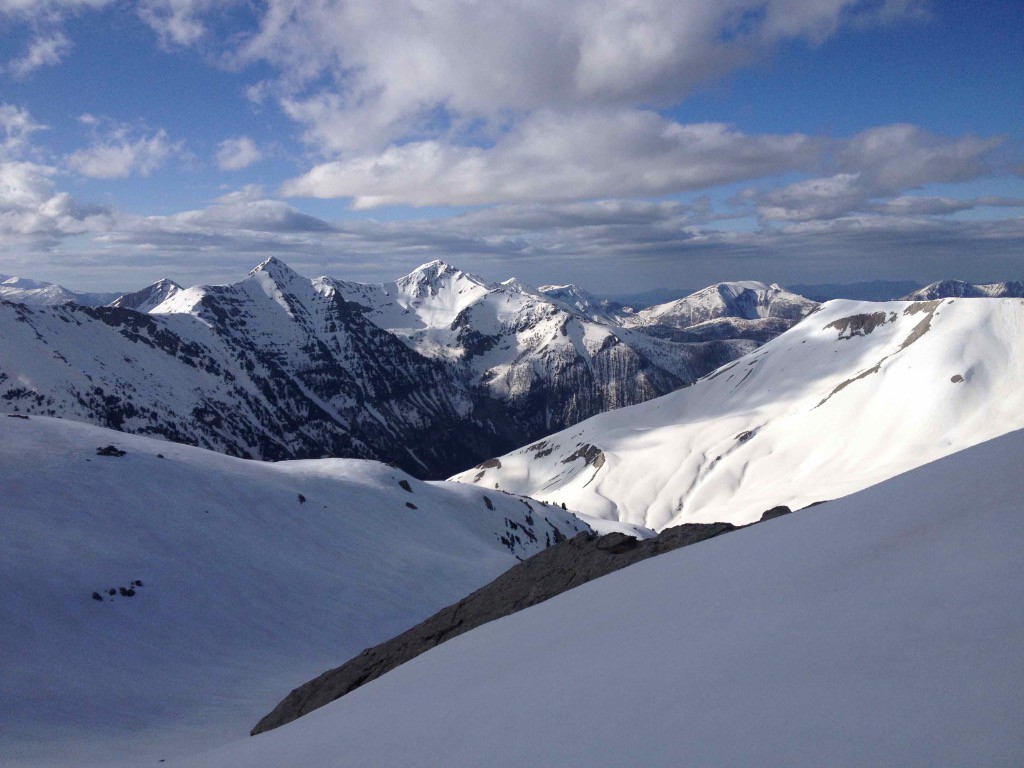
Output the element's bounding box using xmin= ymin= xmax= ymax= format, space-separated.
xmin=251 ymin=520 xmax=742 ymax=735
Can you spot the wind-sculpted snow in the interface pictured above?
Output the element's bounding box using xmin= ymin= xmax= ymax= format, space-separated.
xmin=453 ymin=297 xmax=1024 ymax=529
xmin=179 ymin=430 xmax=1024 ymax=768
xmin=0 ymin=415 xmax=586 ymax=766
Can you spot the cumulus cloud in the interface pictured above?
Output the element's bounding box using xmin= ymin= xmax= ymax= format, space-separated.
xmin=232 ymin=0 xmax=922 ymax=152
xmin=215 ymin=135 xmax=262 ymax=170
xmin=747 ymin=126 xmax=1015 ymax=223
xmin=7 ymin=32 xmax=71 ymax=77
xmin=839 ymin=123 xmax=1005 ymax=190
xmin=0 ymin=160 xmax=112 ymax=241
xmin=67 ymin=124 xmax=181 ymax=179
xmin=282 ymin=111 xmax=823 ymax=207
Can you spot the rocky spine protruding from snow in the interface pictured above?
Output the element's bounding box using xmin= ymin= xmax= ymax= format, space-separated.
xmin=181 ymin=429 xmax=1024 ymax=768
xmin=901 ymin=279 xmax=1024 ymax=300
xmin=453 ymin=297 xmax=1024 ymax=530
xmin=253 ymin=518 xmax=748 ymax=734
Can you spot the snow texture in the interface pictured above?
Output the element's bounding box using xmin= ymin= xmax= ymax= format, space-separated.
xmin=180 ymin=428 xmax=1024 ymax=767
xmin=0 ymin=415 xmax=586 ymax=766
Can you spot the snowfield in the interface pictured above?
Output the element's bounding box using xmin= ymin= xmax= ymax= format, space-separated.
xmin=181 ymin=429 xmax=1024 ymax=767
xmin=454 ymin=297 xmax=1024 ymax=529
xmin=0 ymin=415 xmax=586 ymax=767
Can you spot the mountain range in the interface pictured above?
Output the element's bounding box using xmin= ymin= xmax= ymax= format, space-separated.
xmin=0 ymin=259 xmax=814 ymax=477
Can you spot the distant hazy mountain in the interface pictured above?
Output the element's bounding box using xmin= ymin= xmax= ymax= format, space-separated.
xmin=321 ymin=261 xmax=766 ymax=449
xmin=620 ymin=281 xmax=817 ymax=343
xmin=785 ymin=280 xmax=922 ymax=302
xmin=611 ymin=286 xmax=695 ymax=309
xmin=901 ymin=279 xmax=1024 ymax=300
xmin=454 ymin=297 xmax=1024 ymax=530
xmin=0 ymin=274 xmax=120 ymax=307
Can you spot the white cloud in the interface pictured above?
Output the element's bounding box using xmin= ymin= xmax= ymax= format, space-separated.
xmin=839 ymin=123 xmax=1005 ymax=191
xmin=68 ymin=127 xmax=181 ymax=179
xmin=0 ymin=104 xmax=46 ymax=156
xmin=7 ymin=32 xmax=71 ymax=77
xmin=281 ymin=110 xmax=824 ymax=207
xmin=136 ymin=0 xmax=219 ymax=46
xmin=750 ymin=126 xmax=1012 ymax=222
xmin=216 ymin=136 xmax=262 ymax=170
xmin=0 ymin=160 xmax=111 ymax=239
xmin=0 ymin=0 xmax=110 ymax=19
xmin=228 ymin=0 xmax=921 ymax=153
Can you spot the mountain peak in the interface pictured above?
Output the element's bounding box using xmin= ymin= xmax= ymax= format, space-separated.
xmin=109 ymin=277 xmax=183 ymax=312
xmin=248 ymin=257 xmax=305 ymax=287
xmin=397 ymin=260 xmax=488 ymax=298
xmin=402 ymin=259 xmax=457 ymax=282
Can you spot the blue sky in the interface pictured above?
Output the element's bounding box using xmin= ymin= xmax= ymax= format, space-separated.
xmin=0 ymin=0 xmax=1021 ymax=294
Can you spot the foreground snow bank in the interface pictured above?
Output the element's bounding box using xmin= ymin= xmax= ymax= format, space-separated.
xmin=0 ymin=415 xmax=585 ymax=766
xmin=186 ymin=429 xmax=1024 ymax=767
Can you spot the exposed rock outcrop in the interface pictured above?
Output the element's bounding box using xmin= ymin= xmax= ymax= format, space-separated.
xmin=252 ymin=519 xmax=745 ymax=735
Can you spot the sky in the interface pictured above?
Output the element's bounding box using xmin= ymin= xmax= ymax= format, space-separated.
xmin=0 ymin=0 xmax=1022 ymax=296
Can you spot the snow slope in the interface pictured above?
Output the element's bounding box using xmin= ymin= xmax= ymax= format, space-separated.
xmin=453 ymin=297 xmax=1024 ymax=529
xmin=181 ymin=428 xmax=1024 ymax=767
xmin=0 ymin=415 xmax=586 ymax=767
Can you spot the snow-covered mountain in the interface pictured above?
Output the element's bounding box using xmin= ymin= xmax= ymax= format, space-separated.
xmin=0 ymin=260 xmax=815 ymax=476
xmin=0 ymin=258 xmax=516 ymax=477
xmin=0 ymin=414 xmax=586 ymax=766
xmin=628 ymin=279 xmax=816 ymax=326
xmin=453 ymin=297 xmax=1024 ymax=529
xmin=538 ymin=282 xmax=632 ymax=324
xmin=320 ymin=260 xmax=756 ymax=441
xmin=108 ymin=277 xmax=182 ymax=312
xmin=902 ymin=278 xmax=1024 ymax=300
xmin=0 ymin=274 xmax=119 ymax=307
xmin=179 ymin=428 xmax=1024 ymax=767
